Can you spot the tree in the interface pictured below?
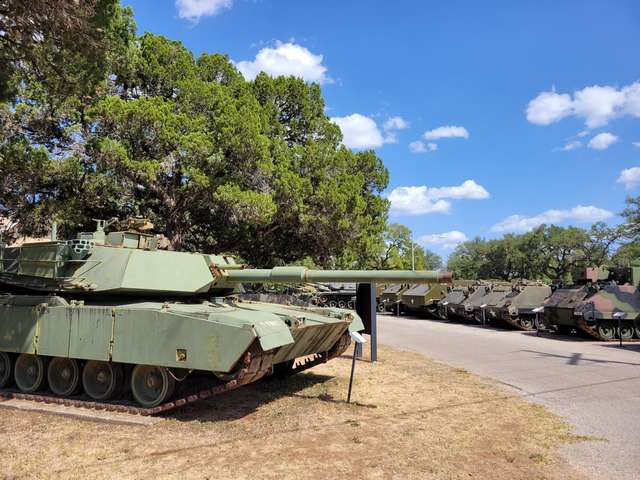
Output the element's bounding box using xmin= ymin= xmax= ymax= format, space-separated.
xmin=0 ymin=13 xmax=391 ymax=268
xmin=372 ymin=223 xmax=442 ymax=270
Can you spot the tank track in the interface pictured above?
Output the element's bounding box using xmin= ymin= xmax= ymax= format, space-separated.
xmin=573 ymin=315 xmax=640 ymax=342
xmin=497 ymin=314 xmax=536 ymax=331
xmin=0 ymin=344 xmax=274 ymax=416
xmin=0 ymin=334 xmax=353 ymax=416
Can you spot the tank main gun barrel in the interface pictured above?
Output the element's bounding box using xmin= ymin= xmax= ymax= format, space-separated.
xmin=223 ymin=266 xmax=453 ymax=284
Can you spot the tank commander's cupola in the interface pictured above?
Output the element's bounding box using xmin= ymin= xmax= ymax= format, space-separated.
xmin=77 ymin=218 xmax=159 ymax=251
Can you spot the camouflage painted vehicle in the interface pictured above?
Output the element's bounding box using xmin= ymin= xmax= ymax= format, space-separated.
xmin=437 ymin=280 xmax=478 ymax=319
xmin=0 ymin=220 xmax=451 ymax=413
xmin=380 ymin=283 xmax=412 ymax=313
xmin=485 ymin=281 xmax=552 ymax=330
xmin=400 ymin=283 xmax=450 ymax=317
xmin=543 ymin=266 xmax=640 ymax=340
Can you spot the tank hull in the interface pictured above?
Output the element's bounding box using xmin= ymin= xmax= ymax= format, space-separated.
xmin=0 ymin=294 xmax=362 ymax=410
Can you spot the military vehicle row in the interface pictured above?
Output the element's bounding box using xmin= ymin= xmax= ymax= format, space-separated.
xmin=0 ymin=219 xmax=451 ymax=414
xmin=378 ymin=265 xmax=640 ymax=341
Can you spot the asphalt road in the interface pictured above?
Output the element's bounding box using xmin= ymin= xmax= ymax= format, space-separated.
xmin=377 ymin=314 xmax=640 ymax=480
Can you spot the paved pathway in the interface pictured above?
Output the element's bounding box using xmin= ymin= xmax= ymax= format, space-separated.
xmin=378 ymin=314 xmax=640 ymax=480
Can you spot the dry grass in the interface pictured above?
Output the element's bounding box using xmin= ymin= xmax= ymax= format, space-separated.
xmin=0 ymin=345 xmax=588 ymax=480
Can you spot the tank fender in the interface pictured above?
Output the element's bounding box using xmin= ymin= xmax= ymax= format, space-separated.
xmin=252 ymin=319 xmax=295 ymax=351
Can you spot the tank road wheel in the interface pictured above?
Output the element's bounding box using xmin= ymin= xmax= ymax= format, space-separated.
xmin=618 ymin=322 xmax=634 ymax=341
xmin=518 ymin=317 xmax=535 ymax=330
xmin=47 ymin=358 xmax=81 ymax=397
xmin=596 ymin=321 xmax=616 ymax=341
xmin=347 ymin=300 xmax=355 ymax=309
xmin=82 ymin=361 xmax=124 ymax=401
xmin=14 ymin=354 xmax=48 ymax=393
xmin=328 ymin=300 xmax=337 ymax=308
xmin=131 ymin=365 xmax=175 ymax=408
xmin=0 ymin=352 xmax=13 ymax=388
xmin=337 ymin=300 xmax=347 ymax=309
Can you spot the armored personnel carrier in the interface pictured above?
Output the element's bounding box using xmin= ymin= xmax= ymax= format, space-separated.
xmin=485 ymin=281 xmax=552 ymax=330
xmin=437 ymin=280 xmax=477 ymax=319
xmin=473 ymin=282 xmax=514 ymax=324
xmin=400 ymin=283 xmax=450 ymax=317
xmin=380 ymin=283 xmax=412 ymax=313
xmin=0 ymin=220 xmax=451 ymax=414
xmin=543 ymin=266 xmax=640 ymax=340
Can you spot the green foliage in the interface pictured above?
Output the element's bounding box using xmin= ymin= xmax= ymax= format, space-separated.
xmin=0 ymin=4 xmax=390 ymax=267
xmin=446 ymin=224 xmax=624 ymax=281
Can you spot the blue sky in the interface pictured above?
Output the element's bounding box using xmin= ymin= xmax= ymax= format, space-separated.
xmin=124 ymin=0 xmax=640 ymax=258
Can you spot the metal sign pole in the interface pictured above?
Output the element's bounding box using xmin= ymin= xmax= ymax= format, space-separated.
xmin=347 ymin=332 xmax=366 ymax=403
xmin=613 ymin=312 xmax=626 ymax=348
xmin=533 ymin=306 xmax=544 ymax=337
xmin=480 ymin=304 xmax=487 ymax=328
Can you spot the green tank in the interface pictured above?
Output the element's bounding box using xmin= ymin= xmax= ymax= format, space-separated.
xmin=0 ymin=220 xmax=451 ymax=413
xmin=543 ymin=266 xmax=640 ymax=341
xmin=400 ymin=283 xmax=450 ymax=317
xmin=485 ymin=281 xmax=552 ymax=330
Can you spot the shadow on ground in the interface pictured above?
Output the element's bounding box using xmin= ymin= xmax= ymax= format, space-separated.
xmin=165 ymin=371 xmax=337 ymax=423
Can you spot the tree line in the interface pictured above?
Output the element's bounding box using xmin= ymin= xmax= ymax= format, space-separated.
xmin=446 ymin=216 xmax=640 ymax=281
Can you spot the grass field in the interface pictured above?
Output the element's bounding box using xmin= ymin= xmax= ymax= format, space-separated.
xmin=0 ymin=345 xmax=588 ymax=479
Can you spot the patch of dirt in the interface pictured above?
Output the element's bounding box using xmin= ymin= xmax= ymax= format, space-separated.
xmin=0 ymin=345 xmax=588 ymax=479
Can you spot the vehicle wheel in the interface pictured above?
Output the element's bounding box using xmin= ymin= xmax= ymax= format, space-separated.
xmin=83 ymin=361 xmax=124 ymax=401
xmin=596 ymin=321 xmax=616 ymax=341
xmin=337 ymin=300 xmax=346 ymax=308
xmin=0 ymin=352 xmax=13 ymax=388
xmin=14 ymin=354 xmax=48 ymax=393
xmin=376 ymin=302 xmax=385 ymax=313
xmin=131 ymin=365 xmax=175 ymax=408
xmin=618 ymin=321 xmax=634 ymax=340
xmin=518 ymin=317 xmax=535 ymax=330
xmin=47 ymin=358 xmax=81 ymax=397
xmin=328 ymin=300 xmax=337 ymax=308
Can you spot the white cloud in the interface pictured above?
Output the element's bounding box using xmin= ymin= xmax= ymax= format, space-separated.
xmin=381 ymin=116 xmax=409 ymax=144
xmin=560 ymin=140 xmax=582 ymax=151
xmin=176 ymin=0 xmax=232 ymax=21
xmin=424 ymin=125 xmax=469 ymax=140
xmin=617 ymin=167 xmax=640 ymax=189
xmin=383 ymin=116 xmax=409 ymax=131
xmin=388 ymin=180 xmax=489 ymax=216
xmin=526 ymin=81 xmax=640 ymax=128
xmin=418 ymin=231 xmax=468 ymax=249
xmin=331 ymin=114 xmax=384 ymax=149
xmin=632 ymin=141 xmax=640 ymax=148
xmin=409 ymin=141 xmax=437 ymax=153
xmin=526 ymin=91 xmax=573 ymax=125
xmin=491 ymin=205 xmax=613 ymax=233
xmin=588 ymin=132 xmax=618 ymax=150
xmin=577 ymin=130 xmax=589 ymax=138
xmin=235 ymin=41 xmax=329 ymax=84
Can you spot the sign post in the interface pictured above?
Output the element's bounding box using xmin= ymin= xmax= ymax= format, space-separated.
xmin=347 ymin=331 xmax=366 ymax=403
xmin=613 ymin=311 xmax=626 ymax=348
xmin=532 ymin=306 xmax=544 ymax=337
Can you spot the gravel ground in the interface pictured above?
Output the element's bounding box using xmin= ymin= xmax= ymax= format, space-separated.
xmin=378 ymin=314 xmax=640 ymax=480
